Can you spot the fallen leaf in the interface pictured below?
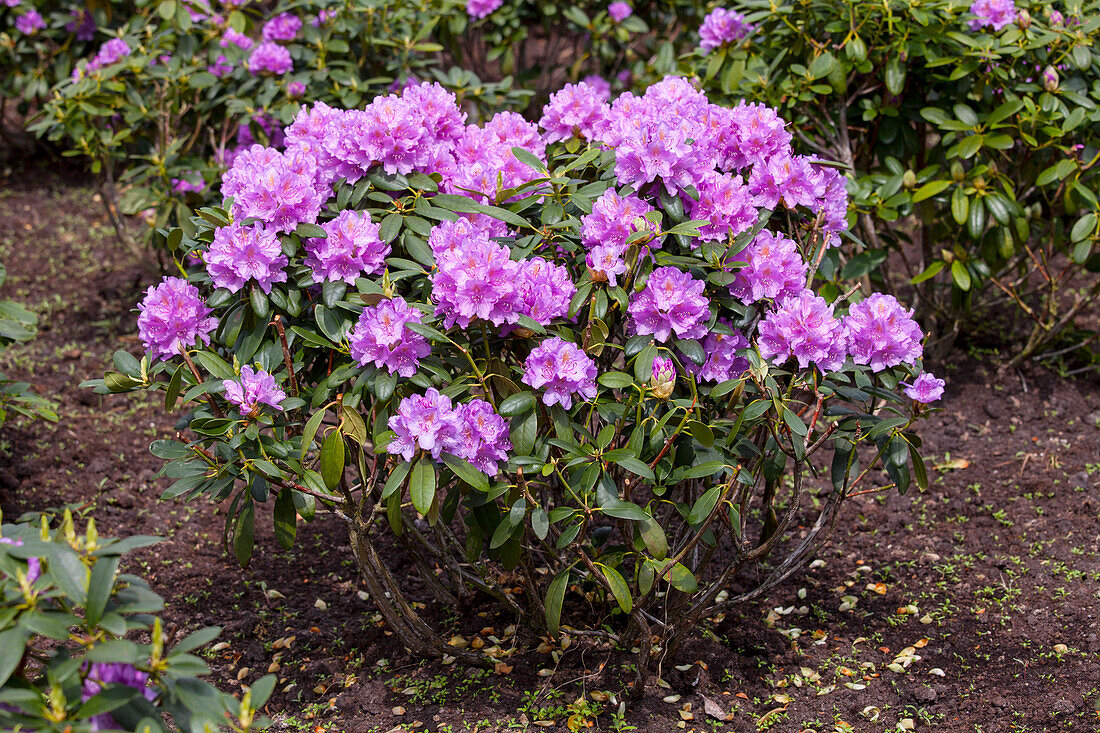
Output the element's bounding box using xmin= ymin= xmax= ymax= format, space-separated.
xmin=702 ymin=695 xmax=732 ymax=722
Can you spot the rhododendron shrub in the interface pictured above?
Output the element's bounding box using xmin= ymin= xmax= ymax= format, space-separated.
xmin=92 ymin=79 xmax=938 ymax=671
xmin=651 ymin=0 xmax=1100 ymax=364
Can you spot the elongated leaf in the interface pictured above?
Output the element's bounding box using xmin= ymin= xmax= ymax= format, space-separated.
xmin=410 ymin=459 xmax=436 ymax=516
xmin=545 ymin=571 xmax=569 ymax=636
xmin=233 ymin=502 xmax=255 ymax=567
xmin=442 ymin=453 xmax=489 ymax=492
xmin=319 ymin=430 xmax=345 ymax=490
xmin=597 ymin=564 xmax=632 ymax=613
xmin=273 ymin=487 xmax=297 ymax=550
xmin=85 ymin=554 xmax=121 ymax=627
xmin=686 ymin=485 xmax=720 ymax=525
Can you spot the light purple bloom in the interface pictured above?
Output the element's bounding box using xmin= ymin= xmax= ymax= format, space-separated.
xmin=449 ymin=399 xmax=511 ymax=475
xmin=587 ymin=244 xmax=628 ymax=286
xmin=757 ymin=291 xmax=846 ymax=373
xmin=248 ymin=41 xmax=292 ymax=75
xmin=581 ymin=74 xmax=612 ymax=100
xmin=171 ymin=176 xmax=204 ymax=194
xmin=540 ymin=82 xmax=612 ymax=143
xmin=348 ymin=297 xmax=431 ymax=378
xmin=843 ymin=293 xmax=923 ymax=372
xmin=15 ymin=10 xmax=45 ymax=34
xmin=699 ymin=8 xmax=753 ymax=54
xmin=903 ymin=373 xmax=945 ymax=403
xmin=312 ymin=8 xmax=337 ymax=26
xmin=691 ymin=171 xmax=756 ymax=242
xmin=693 ymin=325 xmax=749 ymax=383
xmin=137 ymin=277 xmax=218 ymax=361
xmin=608 ymin=1 xmax=632 ymax=22
xmin=222 ymin=365 xmax=286 ymax=416
xmin=431 ymin=234 xmax=520 ymax=329
xmin=628 ymin=267 xmax=711 ymax=343
xmin=305 ymin=210 xmax=389 ymax=284
xmin=729 ymin=230 xmax=807 ymax=304
xmin=222 ymin=145 xmax=326 ymax=233
xmin=221 ymin=27 xmax=254 ymax=49
xmin=262 ymin=12 xmax=301 ymax=42
xmin=581 ymin=189 xmax=661 ymax=251
xmin=522 ymin=337 xmax=598 ymax=409
xmin=467 ymin=0 xmax=503 ymax=19
xmin=0 ymin=537 xmax=41 ymax=585
xmin=205 ymin=222 xmax=288 ymax=293
xmin=207 ymin=54 xmax=232 ymax=77
xmin=387 ymin=388 xmax=458 ymax=461
xmin=287 ymin=80 xmax=306 ymax=97
xmin=4 ymin=0 xmax=21 ymax=7
xmin=512 ymin=257 xmax=575 ymax=326
xmin=82 ymin=663 xmax=156 ymax=731
xmin=968 ymin=0 xmax=1016 ymax=30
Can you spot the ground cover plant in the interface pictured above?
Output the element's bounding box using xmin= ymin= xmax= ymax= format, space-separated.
xmin=653 ymin=0 xmax=1100 ymax=364
xmin=87 ymin=76 xmax=943 ymax=683
xmin=0 ymin=508 xmax=274 ymax=731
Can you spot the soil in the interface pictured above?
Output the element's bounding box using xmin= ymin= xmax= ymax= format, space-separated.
xmin=1 ymin=165 xmax=1099 ymax=733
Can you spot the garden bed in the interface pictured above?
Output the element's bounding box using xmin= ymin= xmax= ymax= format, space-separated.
xmin=1 ymin=165 xmax=1098 ymax=732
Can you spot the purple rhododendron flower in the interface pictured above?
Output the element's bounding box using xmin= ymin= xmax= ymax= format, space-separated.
xmin=969 ymin=0 xmax=1017 ymax=30
xmin=348 ymin=297 xmax=431 ymax=378
xmin=628 ymin=267 xmax=710 ymax=343
xmin=587 ymin=244 xmax=628 ymax=287
xmin=82 ymin=663 xmax=156 ymax=731
xmin=843 ymin=293 xmax=923 ymax=372
xmin=287 ymin=80 xmax=306 ymax=97
xmin=903 ymin=373 xmax=945 ymax=403
xmin=692 ymin=325 xmax=749 ymax=383
xmin=522 ymin=337 xmax=598 ymax=409
xmin=262 ymin=12 xmax=301 ymax=41
xmin=729 ymin=230 xmax=807 ymax=304
xmin=432 ymin=233 xmax=520 ymax=329
xmin=312 ymin=8 xmax=337 ymax=26
xmin=699 ymin=8 xmax=753 ymax=53
xmin=650 ymin=355 xmax=676 ymax=398
xmin=223 ymin=365 xmax=286 ymax=416
xmin=0 ymin=537 xmax=41 ymax=585
xmin=387 ymin=388 xmax=458 ymax=461
xmin=608 ymin=1 xmax=632 ymax=22
xmin=222 ymin=145 xmax=326 ymax=233
xmin=305 ymin=210 xmax=389 ymax=284
xmin=540 ymin=82 xmax=612 ymax=143
xmin=691 ymin=171 xmax=756 ymax=242
xmin=66 ymin=8 xmax=96 ymax=40
xmin=581 ymin=189 xmax=661 ymax=251
xmin=757 ymin=291 xmax=846 ymax=373
xmin=467 ymin=0 xmax=503 ymax=19
xmin=4 ymin=0 xmax=21 ymax=7
xmin=248 ymin=41 xmax=292 ymax=75
xmin=221 ymin=27 xmax=254 ymax=49
xmin=449 ymin=399 xmax=511 ymax=475
xmin=1049 ymin=9 xmax=1064 ymax=25
xmin=137 ymin=276 xmax=218 ymax=361
xmin=171 ymin=176 xmax=204 ymax=194
xmin=96 ymin=37 xmax=130 ymax=65
xmin=205 ymin=222 xmax=288 ymax=293
xmin=15 ymin=10 xmax=45 ymax=34
xmin=581 ymin=74 xmax=612 ymax=99
xmin=513 ymin=257 xmax=576 ymax=326
xmin=207 ymin=54 xmax=232 ymax=77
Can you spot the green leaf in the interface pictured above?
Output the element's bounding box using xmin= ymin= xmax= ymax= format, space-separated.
xmin=75 ymin=685 xmax=140 ymax=720
xmin=497 ymin=391 xmax=535 ymax=416
xmin=634 ymin=343 xmax=657 ymax=383
xmin=598 ymin=371 xmax=634 ymax=388
xmin=601 ymin=501 xmax=649 ymax=521
xmin=544 ymin=570 xmax=569 ymax=636
xmin=679 ymin=461 xmax=725 ymax=480
xmin=884 ymin=56 xmax=906 ymax=95
xmin=85 ymin=554 xmax=121 ymax=627
xmin=950 ymin=260 xmax=972 ymax=291
xmin=612 ymin=455 xmax=654 ymax=480
xmin=511 ymin=146 xmax=548 ymax=174
xmin=442 ymin=453 xmax=489 ymax=492
xmin=639 ymin=515 xmax=667 ymax=560
xmin=687 ymin=485 xmax=720 ymax=525
xmin=597 ymin=564 xmax=632 ymax=613
xmin=532 ymin=507 xmax=550 ymax=540
xmin=274 ymin=487 xmax=297 ymax=550
xmin=164 ymin=364 xmax=184 ymax=411
xmin=410 ymin=458 xmax=436 ymax=517
xmin=299 ymin=408 xmax=327 ymax=460
xmin=319 ymin=430 xmax=345 ymax=490
xmin=910 ymin=260 xmax=946 ymax=285
xmin=668 ymin=563 xmax=697 ymax=593
xmin=1071 ymin=213 xmax=1096 ymax=243
xmin=233 ymin=501 xmax=255 ymax=567
xmin=912 ymin=180 xmax=951 ymax=203
xmin=381 ymin=461 xmax=412 ymax=499
xmin=950 ymin=187 xmax=969 ymax=225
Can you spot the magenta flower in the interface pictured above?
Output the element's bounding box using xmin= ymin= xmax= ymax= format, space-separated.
xmin=137 ymin=277 xmax=218 ymax=361
xmin=222 ymin=146 xmax=326 ymax=233
xmin=448 ymin=399 xmax=511 ymax=475
xmin=757 ymin=291 xmax=846 ymax=373
xmin=650 ymin=355 xmax=676 ymax=399
xmin=843 ymin=294 xmax=923 ymax=372
xmin=628 ymin=267 xmax=711 ymax=343
xmin=586 ymin=244 xmax=628 ymax=286
xmin=223 ymin=365 xmax=287 ymax=416
xmin=580 ymin=189 xmax=661 ymax=251
xmin=539 ymin=82 xmax=612 ymax=143
xmin=221 ymin=27 xmax=254 ymax=49
xmin=903 ymin=373 xmax=945 ymax=403
xmin=466 ymin=0 xmax=503 ymax=19
xmin=692 ymin=325 xmax=749 ymax=383
xmin=431 ymin=235 xmax=520 ymax=329
xmin=262 ymin=12 xmax=301 ymax=42
xmin=691 ymin=171 xmax=756 ymax=242
xmin=387 ymin=388 xmax=458 ymax=461
xmin=581 ymin=74 xmax=612 ymax=100
xmin=82 ymin=663 xmax=157 ymax=731
xmin=248 ymin=41 xmax=292 ymax=75
xmin=287 ymin=80 xmax=306 ymax=97
xmin=348 ymin=297 xmax=431 ymax=378
xmin=608 ymin=1 xmax=632 ymax=22
xmin=699 ymin=8 xmax=753 ymax=54
xmin=729 ymin=230 xmax=807 ymax=304
xmin=305 ymin=210 xmax=389 ymax=284
xmin=15 ymin=9 xmax=45 ymax=34
xmin=968 ymin=0 xmax=1016 ymax=30
xmin=522 ymin=337 xmax=598 ymax=409
xmin=207 ymin=54 xmax=232 ymax=77
xmin=513 ymin=257 xmax=575 ymax=326
xmin=0 ymin=537 xmax=41 ymax=585
xmin=205 ymin=222 xmax=288 ymax=294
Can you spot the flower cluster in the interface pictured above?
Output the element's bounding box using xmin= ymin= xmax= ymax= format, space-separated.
xmin=14 ymin=9 xmax=44 ymax=35
xmin=522 ymin=337 xmax=598 ymax=409
xmin=843 ymin=294 xmax=923 ymax=372
xmin=349 ymin=297 xmax=432 ymax=378
xmin=629 ymin=267 xmax=711 ymax=343
xmin=608 ymin=1 xmax=632 ymax=23
xmin=694 ymin=325 xmax=749 ymax=383
xmin=968 ymin=0 xmax=1017 ymax=31
xmin=699 ymin=8 xmax=754 ymax=53
xmin=582 ymin=189 xmax=660 ymax=284
xmin=205 ymin=222 xmax=288 ymax=293
xmin=82 ymin=663 xmax=157 ymax=731
xmin=305 ymin=209 xmax=389 ymax=284
xmin=221 ymin=27 xmax=253 ymax=49
xmin=466 ymin=0 xmax=503 ymax=19
xmin=74 ymin=38 xmax=132 ymax=79
xmin=223 ymin=366 xmax=287 ymax=416
xmin=757 ymin=291 xmax=846 ymax=373
xmin=728 ymin=230 xmax=807 ymax=304
xmin=222 ymin=145 xmax=326 ymax=233
xmin=137 ymin=277 xmax=218 ymax=361
xmin=262 ymin=12 xmax=301 ymax=42
xmin=540 ymin=82 xmax=612 ymax=144
xmin=903 ymin=373 xmax=945 ymax=403
xmin=387 ymin=389 xmax=511 ymax=475
xmin=248 ymin=41 xmax=292 ymax=75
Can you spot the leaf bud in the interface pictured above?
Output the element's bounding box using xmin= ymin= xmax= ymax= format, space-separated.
xmin=1016 ymin=9 xmax=1031 ymax=29
xmin=902 ymin=170 xmax=917 ymax=189
xmin=1042 ymin=66 xmax=1059 ymax=92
